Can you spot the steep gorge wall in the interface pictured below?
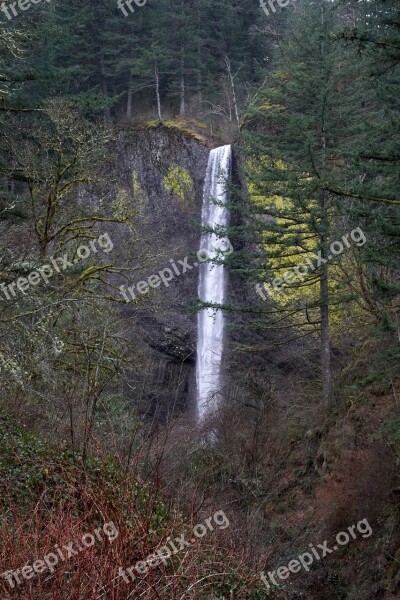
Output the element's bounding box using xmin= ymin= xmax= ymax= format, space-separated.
xmin=88 ymin=123 xmax=215 ymax=421
xmin=85 ymin=123 xmax=314 ymax=423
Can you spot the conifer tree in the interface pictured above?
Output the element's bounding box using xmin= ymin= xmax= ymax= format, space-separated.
xmin=336 ymin=0 xmax=400 ymax=340
xmin=234 ymin=0 xmax=369 ymax=402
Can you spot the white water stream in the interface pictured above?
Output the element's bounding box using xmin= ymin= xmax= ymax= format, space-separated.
xmin=196 ymin=145 xmax=232 ymax=423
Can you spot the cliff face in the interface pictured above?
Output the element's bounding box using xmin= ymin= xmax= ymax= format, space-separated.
xmin=84 ymin=122 xmax=315 ymax=424
xmin=91 ymin=122 xmax=215 ymax=421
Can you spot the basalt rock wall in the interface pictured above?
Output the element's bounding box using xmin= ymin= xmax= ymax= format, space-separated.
xmin=88 ymin=123 xmax=215 ymax=420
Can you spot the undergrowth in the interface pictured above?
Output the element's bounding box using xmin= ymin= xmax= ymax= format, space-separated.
xmin=0 ymin=416 xmax=273 ymax=599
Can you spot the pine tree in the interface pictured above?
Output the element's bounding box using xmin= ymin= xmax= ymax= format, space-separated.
xmin=234 ymin=0 xmax=370 ymax=403
xmin=336 ymin=0 xmax=400 ymax=342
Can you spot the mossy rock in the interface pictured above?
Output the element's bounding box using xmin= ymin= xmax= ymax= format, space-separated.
xmin=163 ymin=165 xmax=194 ymax=208
xmin=140 ymin=117 xmax=209 ymax=145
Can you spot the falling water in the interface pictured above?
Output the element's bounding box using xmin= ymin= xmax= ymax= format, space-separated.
xmin=196 ymin=144 xmax=232 ymax=423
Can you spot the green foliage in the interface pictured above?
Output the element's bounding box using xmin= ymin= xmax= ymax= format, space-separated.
xmin=3 ymin=0 xmax=271 ymax=122
xmin=163 ymin=165 xmax=194 ymax=207
xmin=144 ymin=118 xmax=208 ymax=144
xmin=373 ymin=419 xmax=400 ymax=447
xmin=226 ymin=0 xmax=400 ymax=404
xmin=0 ymin=414 xmax=150 ymax=514
xmin=0 ymin=416 xmax=47 ymax=506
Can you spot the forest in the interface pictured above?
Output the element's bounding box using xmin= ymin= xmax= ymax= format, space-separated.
xmin=0 ymin=0 xmax=399 ymax=599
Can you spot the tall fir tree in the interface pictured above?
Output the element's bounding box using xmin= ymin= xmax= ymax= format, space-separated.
xmin=233 ymin=0 xmax=371 ymax=403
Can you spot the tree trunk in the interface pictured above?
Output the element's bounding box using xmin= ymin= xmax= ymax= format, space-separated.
xmin=320 ymin=243 xmax=331 ymax=403
xmin=155 ymin=63 xmax=162 ymax=121
xmin=195 ymin=2 xmax=203 ymax=104
xmin=319 ymin=181 xmax=331 ymax=404
xmin=102 ymin=80 xmax=111 ymax=121
xmin=100 ymin=56 xmax=111 ymax=121
xmin=225 ymin=55 xmax=240 ymax=128
xmin=180 ymin=44 xmax=186 ymax=116
xmin=126 ymin=73 xmax=133 ymax=119
xmin=319 ymin=2 xmax=331 ymax=404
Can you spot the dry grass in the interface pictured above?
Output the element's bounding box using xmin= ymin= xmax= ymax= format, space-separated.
xmin=0 ymin=421 xmax=269 ymax=600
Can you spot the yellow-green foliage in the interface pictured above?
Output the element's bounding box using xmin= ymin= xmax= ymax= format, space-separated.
xmin=112 ymin=170 xmax=146 ymax=225
xmin=132 ymin=170 xmax=147 ymax=209
xmin=163 ymin=165 xmax=194 ymax=208
xmin=259 ymin=99 xmax=286 ymax=114
xmin=247 ymin=155 xmax=365 ymax=337
xmin=113 ymin=187 xmax=131 ymax=221
xmin=143 ymin=117 xmax=208 ymax=144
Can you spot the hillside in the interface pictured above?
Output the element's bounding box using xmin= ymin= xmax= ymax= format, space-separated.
xmin=0 ymin=0 xmax=399 ymax=599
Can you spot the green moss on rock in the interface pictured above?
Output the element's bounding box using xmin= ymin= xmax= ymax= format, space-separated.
xmin=163 ymin=165 xmax=194 ymax=208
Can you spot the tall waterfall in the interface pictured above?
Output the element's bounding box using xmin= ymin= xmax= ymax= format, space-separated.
xmin=196 ymin=144 xmax=232 ymax=423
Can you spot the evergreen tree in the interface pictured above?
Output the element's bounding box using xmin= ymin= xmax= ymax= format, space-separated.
xmin=234 ymin=0 xmax=370 ymax=402
xmin=3 ymin=0 xmax=270 ymax=121
xmin=336 ymin=0 xmax=400 ymax=340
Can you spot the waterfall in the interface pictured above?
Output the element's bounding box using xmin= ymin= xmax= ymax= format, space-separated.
xmin=196 ymin=144 xmax=232 ymax=423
